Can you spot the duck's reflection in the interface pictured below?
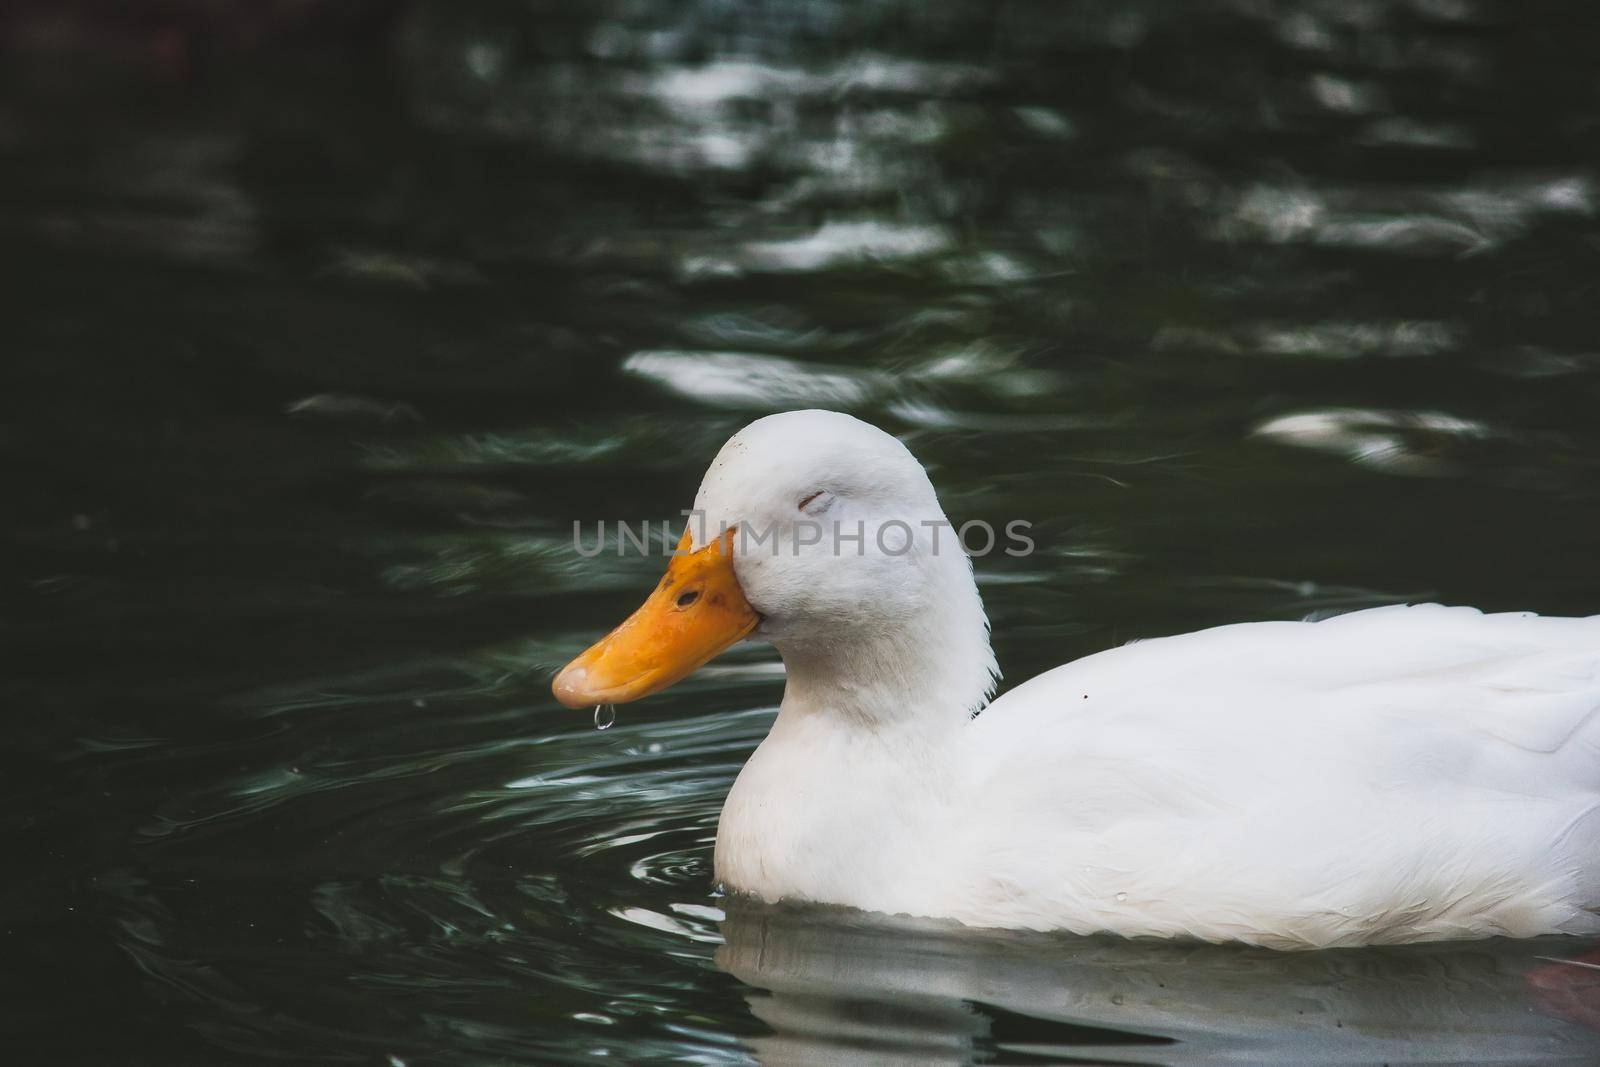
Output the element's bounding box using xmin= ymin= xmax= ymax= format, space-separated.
xmin=717 ymin=896 xmax=1600 ymax=1065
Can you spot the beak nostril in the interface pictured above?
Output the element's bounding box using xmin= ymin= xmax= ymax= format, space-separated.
xmin=676 ymin=589 xmax=701 ymax=609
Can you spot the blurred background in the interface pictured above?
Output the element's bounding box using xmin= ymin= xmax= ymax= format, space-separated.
xmin=5 ymin=1 xmax=1600 ymax=1063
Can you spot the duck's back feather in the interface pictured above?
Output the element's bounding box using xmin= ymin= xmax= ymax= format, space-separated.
xmin=957 ymin=604 xmax=1600 ymax=947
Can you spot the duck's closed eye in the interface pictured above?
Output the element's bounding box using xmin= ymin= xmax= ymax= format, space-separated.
xmin=798 ymin=490 xmax=835 ymax=515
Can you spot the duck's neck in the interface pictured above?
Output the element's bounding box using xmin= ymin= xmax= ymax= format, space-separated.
xmin=773 ymin=555 xmax=997 ymax=736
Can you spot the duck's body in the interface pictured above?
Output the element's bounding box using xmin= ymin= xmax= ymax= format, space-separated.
xmin=720 ymin=603 xmax=1600 ymax=948
xmin=557 ymin=410 xmax=1600 ymax=948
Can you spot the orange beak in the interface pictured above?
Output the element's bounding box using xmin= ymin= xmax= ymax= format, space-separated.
xmin=551 ymin=526 xmax=759 ymax=708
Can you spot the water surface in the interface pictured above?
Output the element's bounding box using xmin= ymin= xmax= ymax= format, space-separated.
xmin=6 ymin=0 xmax=1600 ymax=1062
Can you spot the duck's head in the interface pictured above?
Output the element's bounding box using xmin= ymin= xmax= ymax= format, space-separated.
xmin=553 ymin=410 xmax=996 ymax=723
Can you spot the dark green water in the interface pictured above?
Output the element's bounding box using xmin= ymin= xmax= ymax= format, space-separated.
xmin=6 ymin=0 xmax=1600 ymax=1062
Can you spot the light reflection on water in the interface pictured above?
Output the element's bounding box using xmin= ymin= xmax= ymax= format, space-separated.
xmin=720 ymin=899 xmax=1600 ymax=1065
xmin=7 ymin=0 xmax=1600 ymax=1062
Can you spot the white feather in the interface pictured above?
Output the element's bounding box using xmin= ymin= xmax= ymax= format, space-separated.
xmin=694 ymin=411 xmax=1600 ymax=948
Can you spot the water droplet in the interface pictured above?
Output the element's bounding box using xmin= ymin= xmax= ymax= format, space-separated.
xmin=1115 ymin=891 xmax=1128 ymax=903
xmin=593 ymin=704 xmax=616 ymax=731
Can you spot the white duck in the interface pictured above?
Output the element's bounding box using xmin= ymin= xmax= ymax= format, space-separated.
xmin=553 ymin=409 xmax=1600 ymax=949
